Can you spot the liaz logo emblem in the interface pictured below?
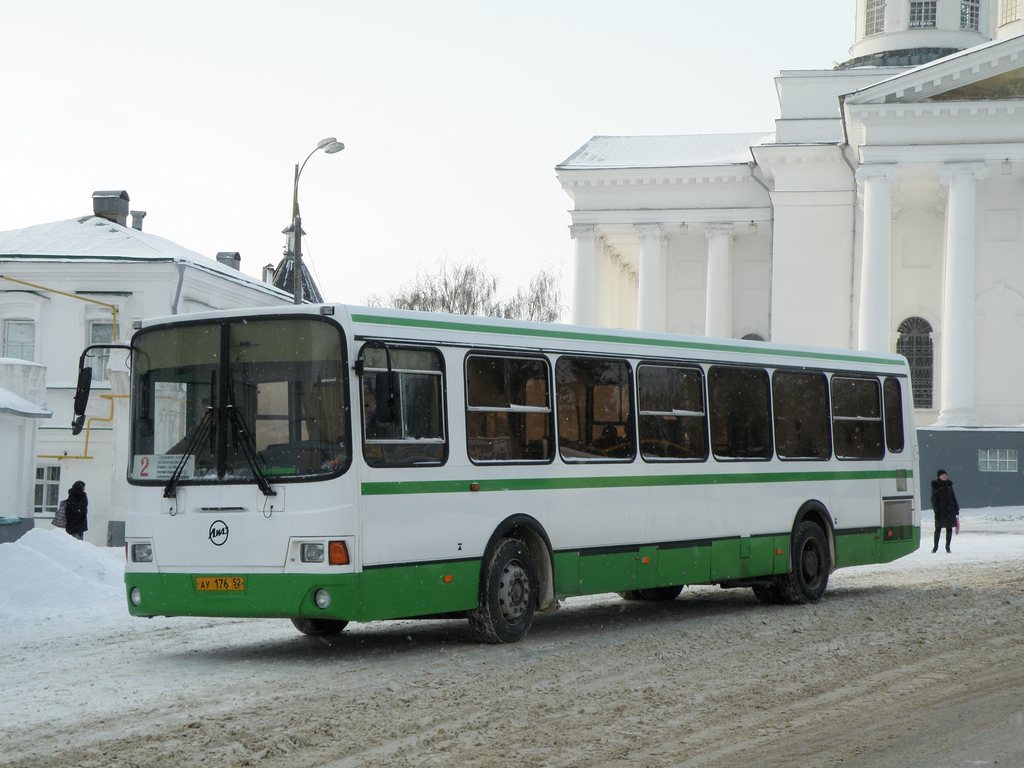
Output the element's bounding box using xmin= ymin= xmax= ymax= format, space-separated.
xmin=208 ymin=520 xmax=229 ymax=546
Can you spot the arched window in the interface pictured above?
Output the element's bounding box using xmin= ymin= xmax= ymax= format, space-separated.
xmin=897 ymin=317 xmax=933 ymax=409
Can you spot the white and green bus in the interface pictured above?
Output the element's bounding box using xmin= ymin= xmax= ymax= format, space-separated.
xmin=73 ymin=304 xmax=920 ymax=643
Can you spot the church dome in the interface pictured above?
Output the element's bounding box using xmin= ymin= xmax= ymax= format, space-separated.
xmin=839 ymin=0 xmax=991 ymax=68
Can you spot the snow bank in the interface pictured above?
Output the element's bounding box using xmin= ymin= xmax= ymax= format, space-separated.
xmin=0 ymin=527 xmax=125 ymax=629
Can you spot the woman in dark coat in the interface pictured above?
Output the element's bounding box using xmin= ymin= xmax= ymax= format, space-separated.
xmin=63 ymin=480 xmax=89 ymax=541
xmin=930 ymin=469 xmax=959 ymax=553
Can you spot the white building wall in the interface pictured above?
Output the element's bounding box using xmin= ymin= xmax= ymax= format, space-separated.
xmin=0 ymin=245 xmax=293 ymax=545
xmin=0 ymin=360 xmax=49 ymax=521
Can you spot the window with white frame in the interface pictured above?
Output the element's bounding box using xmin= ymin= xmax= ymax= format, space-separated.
xmin=866 ymin=0 xmax=886 ymax=35
xmin=34 ymin=466 xmax=62 ymax=516
xmin=88 ymin=321 xmax=114 ymax=381
xmin=961 ymin=0 xmax=980 ymax=30
xmin=1001 ymin=0 xmax=1021 ymax=24
xmin=910 ymin=1 xmax=937 ymax=27
xmin=3 ymin=319 xmax=35 ymax=361
xmin=978 ymin=448 xmax=1018 ymax=472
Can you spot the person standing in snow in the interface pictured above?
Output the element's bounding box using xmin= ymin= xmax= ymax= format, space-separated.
xmin=930 ymin=469 xmax=959 ymax=553
xmin=63 ymin=480 xmax=89 ymax=541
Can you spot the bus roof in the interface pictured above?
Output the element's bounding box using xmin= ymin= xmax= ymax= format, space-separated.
xmin=137 ymin=303 xmax=908 ymax=372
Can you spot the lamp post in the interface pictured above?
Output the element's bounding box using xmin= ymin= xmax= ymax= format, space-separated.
xmin=289 ymin=136 xmax=345 ymax=304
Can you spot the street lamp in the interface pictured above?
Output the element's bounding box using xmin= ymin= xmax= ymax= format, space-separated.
xmin=289 ymin=136 xmax=345 ymax=304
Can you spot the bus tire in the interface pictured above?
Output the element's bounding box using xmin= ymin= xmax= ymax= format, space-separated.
xmin=619 ymin=586 xmax=683 ymax=601
xmin=469 ymin=538 xmax=536 ymax=644
xmin=776 ymin=521 xmax=830 ymax=604
xmin=291 ymin=617 xmax=348 ymax=636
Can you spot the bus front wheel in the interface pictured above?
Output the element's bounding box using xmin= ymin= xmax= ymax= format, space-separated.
xmin=469 ymin=538 xmax=536 ymax=644
xmin=776 ymin=521 xmax=830 ymax=604
xmin=291 ymin=617 xmax=348 ymax=636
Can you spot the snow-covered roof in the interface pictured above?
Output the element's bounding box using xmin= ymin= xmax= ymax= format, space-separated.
xmin=0 ymin=216 xmax=290 ymax=299
xmin=0 ymin=216 xmax=214 ymax=261
xmin=0 ymin=387 xmax=50 ymax=418
xmin=557 ymin=133 xmax=775 ymax=170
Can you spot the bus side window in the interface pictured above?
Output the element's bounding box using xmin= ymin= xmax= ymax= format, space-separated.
xmin=772 ymin=370 xmax=831 ymax=460
xmin=555 ymin=356 xmax=635 ymax=462
xmin=831 ymin=376 xmax=884 ymax=460
xmin=465 ymin=354 xmax=553 ymax=463
xmin=883 ymin=378 xmax=905 ymax=453
xmin=360 ymin=345 xmax=447 ymax=468
xmin=637 ymin=363 xmax=708 ymax=462
xmin=708 ymin=366 xmax=772 ymax=460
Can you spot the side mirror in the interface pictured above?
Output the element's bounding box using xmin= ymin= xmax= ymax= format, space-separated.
xmin=71 ymin=367 xmax=93 ymax=435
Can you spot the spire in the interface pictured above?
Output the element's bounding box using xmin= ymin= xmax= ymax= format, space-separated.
xmin=272 ymin=223 xmax=324 ymax=304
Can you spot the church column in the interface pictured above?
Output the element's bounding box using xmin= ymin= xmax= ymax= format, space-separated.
xmin=570 ymin=224 xmax=598 ymax=325
xmin=705 ymin=224 xmax=734 ymax=338
xmin=855 ymin=166 xmax=896 ymax=353
xmin=602 ymin=243 xmax=621 ymax=327
xmin=636 ymin=223 xmax=666 ymax=332
xmin=936 ymin=163 xmax=987 ymax=427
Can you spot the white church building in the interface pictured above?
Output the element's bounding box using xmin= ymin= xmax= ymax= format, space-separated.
xmin=558 ymin=0 xmax=1024 ymax=506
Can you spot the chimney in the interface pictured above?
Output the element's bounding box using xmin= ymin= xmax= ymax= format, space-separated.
xmin=216 ymin=251 xmax=241 ymax=271
xmin=92 ymin=190 xmax=130 ymax=227
xmin=130 ymin=210 xmax=147 ymax=231
xmin=262 ymin=263 xmax=276 ymax=284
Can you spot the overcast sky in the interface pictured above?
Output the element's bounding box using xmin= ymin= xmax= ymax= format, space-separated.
xmin=0 ymin=1 xmax=856 ymax=309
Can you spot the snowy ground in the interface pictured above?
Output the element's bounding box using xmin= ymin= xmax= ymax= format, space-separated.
xmin=2 ymin=508 xmax=1023 ymax=767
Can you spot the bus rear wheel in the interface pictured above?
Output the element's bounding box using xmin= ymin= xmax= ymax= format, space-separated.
xmin=291 ymin=617 xmax=348 ymax=636
xmin=469 ymin=538 xmax=536 ymax=644
xmin=776 ymin=521 xmax=830 ymax=604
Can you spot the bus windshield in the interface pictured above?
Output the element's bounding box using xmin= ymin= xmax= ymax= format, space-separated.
xmin=129 ymin=316 xmax=349 ymax=484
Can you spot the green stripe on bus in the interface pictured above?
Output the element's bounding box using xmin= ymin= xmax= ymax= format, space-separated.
xmin=350 ymin=313 xmax=902 ymax=367
xmin=362 ymin=469 xmax=910 ymax=496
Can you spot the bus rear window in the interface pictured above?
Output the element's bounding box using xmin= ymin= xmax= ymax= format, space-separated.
xmin=883 ymin=377 xmax=905 ymax=453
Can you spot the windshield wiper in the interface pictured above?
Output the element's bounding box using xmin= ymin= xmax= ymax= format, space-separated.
xmin=226 ymin=404 xmax=277 ymax=497
xmin=163 ymin=408 xmax=214 ymax=499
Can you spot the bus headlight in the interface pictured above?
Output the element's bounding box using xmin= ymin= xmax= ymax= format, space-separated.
xmin=131 ymin=543 xmax=154 ymax=563
xmin=130 ymin=587 xmax=142 ymax=606
xmin=301 ymin=543 xmax=325 ymax=563
xmin=314 ymin=589 xmax=331 ymax=610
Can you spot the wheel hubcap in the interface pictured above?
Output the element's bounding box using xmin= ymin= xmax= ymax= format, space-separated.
xmin=497 ymin=560 xmax=530 ymax=623
xmin=801 ymin=542 xmax=822 ymax=585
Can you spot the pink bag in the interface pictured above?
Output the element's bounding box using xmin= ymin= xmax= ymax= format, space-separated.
xmin=954 ymin=516 xmax=960 ymax=535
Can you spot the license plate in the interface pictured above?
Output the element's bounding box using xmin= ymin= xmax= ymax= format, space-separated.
xmin=196 ymin=576 xmax=245 ymax=591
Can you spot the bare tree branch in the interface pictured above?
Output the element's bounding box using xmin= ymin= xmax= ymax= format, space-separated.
xmin=369 ymin=259 xmax=561 ymax=322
